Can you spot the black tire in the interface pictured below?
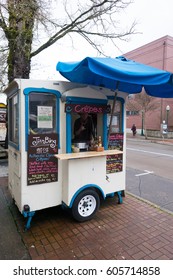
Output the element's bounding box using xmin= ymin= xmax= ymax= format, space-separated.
xmin=71 ymin=189 xmax=100 ymax=222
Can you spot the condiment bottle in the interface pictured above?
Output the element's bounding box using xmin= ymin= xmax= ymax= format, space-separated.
xmin=98 ymin=136 xmax=102 ymax=147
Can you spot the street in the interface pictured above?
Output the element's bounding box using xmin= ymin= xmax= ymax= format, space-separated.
xmin=126 ymin=139 xmax=173 ymax=213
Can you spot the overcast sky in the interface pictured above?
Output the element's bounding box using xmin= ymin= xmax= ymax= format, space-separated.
xmin=31 ymin=0 xmax=173 ymax=80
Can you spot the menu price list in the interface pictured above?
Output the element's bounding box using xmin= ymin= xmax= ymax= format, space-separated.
xmin=106 ymin=154 xmax=123 ymax=174
xmin=27 ymin=133 xmax=58 ymax=185
xmin=108 ymin=133 xmax=123 ymax=151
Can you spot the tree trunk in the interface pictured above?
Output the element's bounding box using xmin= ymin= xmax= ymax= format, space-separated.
xmin=7 ymin=0 xmax=37 ymax=82
xmin=8 ymin=41 xmax=31 ymax=82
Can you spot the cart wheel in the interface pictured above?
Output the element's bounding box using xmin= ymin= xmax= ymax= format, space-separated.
xmin=71 ymin=189 xmax=100 ymax=222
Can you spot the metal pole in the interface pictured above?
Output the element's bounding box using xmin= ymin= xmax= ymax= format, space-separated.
xmin=140 ymin=111 xmax=144 ymax=136
xmin=166 ymin=105 xmax=170 ymax=128
xmin=166 ymin=110 xmax=168 ymax=125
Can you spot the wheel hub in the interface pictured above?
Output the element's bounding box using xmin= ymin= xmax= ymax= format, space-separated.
xmin=78 ymin=195 xmax=96 ymax=217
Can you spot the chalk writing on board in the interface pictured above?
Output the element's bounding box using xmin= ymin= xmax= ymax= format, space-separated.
xmin=108 ymin=133 xmax=123 ymax=151
xmin=106 ymin=154 xmax=123 ymax=174
xmin=27 ymin=133 xmax=58 ymax=185
xmin=107 ymin=133 xmax=124 ymax=173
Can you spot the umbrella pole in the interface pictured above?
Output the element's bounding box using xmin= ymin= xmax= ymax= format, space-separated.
xmin=107 ymin=91 xmax=118 ymax=143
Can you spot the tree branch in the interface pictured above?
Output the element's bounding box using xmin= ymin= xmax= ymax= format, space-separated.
xmin=31 ymin=0 xmax=135 ymax=57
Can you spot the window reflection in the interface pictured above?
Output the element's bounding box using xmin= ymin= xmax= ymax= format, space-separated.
xmin=9 ymin=94 xmax=19 ymax=145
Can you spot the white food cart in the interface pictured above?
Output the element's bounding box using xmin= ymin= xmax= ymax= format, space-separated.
xmin=6 ymin=55 xmax=172 ymax=230
xmin=5 ymin=78 xmax=126 ymax=229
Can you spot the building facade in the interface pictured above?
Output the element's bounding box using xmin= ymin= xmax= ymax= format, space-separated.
xmin=124 ymin=35 xmax=173 ymax=135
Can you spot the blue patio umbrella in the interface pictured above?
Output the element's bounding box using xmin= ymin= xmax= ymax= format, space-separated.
xmin=56 ymin=56 xmax=173 ymax=98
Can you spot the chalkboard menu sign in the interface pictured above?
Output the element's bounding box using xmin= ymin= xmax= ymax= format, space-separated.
xmin=106 ymin=154 xmax=123 ymax=174
xmin=108 ymin=133 xmax=124 ymax=151
xmin=106 ymin=133 xmax=124 ymax=173
xmin=27 ymin=133 xmax=58 ymax=185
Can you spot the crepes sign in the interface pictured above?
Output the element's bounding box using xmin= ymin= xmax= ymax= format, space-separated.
xmin=65 ymin=104 xmax=111 ymax=114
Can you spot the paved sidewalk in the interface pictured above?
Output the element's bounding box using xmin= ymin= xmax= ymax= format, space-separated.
xmin=127 ymin=132 xmax=173 ymax=145
xmin=0 ymin=177 xmax=30 ymax=260
xmin=2 ymin=182 xmax=173 ymax=260
xmin=18 ymin=194 xmax=173 ymax=260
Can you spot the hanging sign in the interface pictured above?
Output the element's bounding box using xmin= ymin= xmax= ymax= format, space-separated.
xmin=37 ymin=106 xmax=53 ymax=128
xmin=65 ymin=104 xmax=111 ymax=114
xmin=108 ymin=133 xmax=124 ymax=151
xmin=27 ymin=133 xmax=58 ymax=185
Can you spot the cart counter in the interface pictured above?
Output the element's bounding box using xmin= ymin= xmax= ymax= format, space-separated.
xmin=55 ymin=149 xmax=123 ymax=160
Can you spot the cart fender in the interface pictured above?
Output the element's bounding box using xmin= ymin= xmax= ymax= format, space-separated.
xmin=69 ymin=184 xmax=105 ymax=208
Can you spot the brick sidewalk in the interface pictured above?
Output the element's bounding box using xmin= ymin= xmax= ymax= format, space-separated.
xmin=13 ymin=193 xmax=173 ymax=260
xmin=1 ymin=146 xmax=173 ymax=260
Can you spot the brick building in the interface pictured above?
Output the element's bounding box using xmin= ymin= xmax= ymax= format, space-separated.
xmin=124 ymin=35 xmax=173 ymax=135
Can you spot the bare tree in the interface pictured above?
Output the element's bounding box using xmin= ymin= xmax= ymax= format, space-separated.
xmin=127 ymin=91 xmax=160 ymax=138
xmin=0 ymin=0 xmax=137 ymax=84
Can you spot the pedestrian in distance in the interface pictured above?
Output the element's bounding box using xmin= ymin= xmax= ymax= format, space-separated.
xmin=131 ymin=124 xmax=137 ymax=136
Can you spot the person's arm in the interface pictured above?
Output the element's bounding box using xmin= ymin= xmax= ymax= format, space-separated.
xmin=74 ymin=119 xmax=85 ymax=137
xmin=75 ymin=125 xmax=85 ymax=136
xmin=88 ymin=117 xmax=94 ymax=140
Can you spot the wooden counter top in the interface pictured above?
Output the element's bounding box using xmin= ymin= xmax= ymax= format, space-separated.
xmin=55 ymin=149 xmax=123 ymax=160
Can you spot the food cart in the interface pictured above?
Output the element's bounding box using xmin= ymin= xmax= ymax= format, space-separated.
xmin=5 ymin=56 xmax=173 ymax=230
xmin=5 ymin=79 xmax=126 ymax=229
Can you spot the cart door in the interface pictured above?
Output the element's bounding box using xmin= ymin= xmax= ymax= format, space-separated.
xmin=25 ymin=89 xmax=61 ymax=186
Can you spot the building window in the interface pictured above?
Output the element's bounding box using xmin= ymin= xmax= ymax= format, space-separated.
xmin=127 ymin=94 xmax=135 ymax=100
xmin=126 ymin=110 xmax=139 ymax=116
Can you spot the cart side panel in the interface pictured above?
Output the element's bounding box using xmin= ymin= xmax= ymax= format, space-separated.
xmin=8 ymin=147 xmax=21 ymax=209
xmin=6 ymin=79 xmax=73 ymax=213
xmin=62 ymin=156 xmax=125 ymax=206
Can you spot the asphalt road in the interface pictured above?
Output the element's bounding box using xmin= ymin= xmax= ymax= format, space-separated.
xmin=126 ymin=139 xmax=173 ymax=213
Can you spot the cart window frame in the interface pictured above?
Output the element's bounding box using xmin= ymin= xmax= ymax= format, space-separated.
xmin=107 ymin=97 xmax=124 ymax=134
xmin=65 ymin=98 xmax=108 ymax=153
xmin=8 ymin=92 xmax=20 ymax=149
xmin=24 ymin=88 xmax=61 ymax=151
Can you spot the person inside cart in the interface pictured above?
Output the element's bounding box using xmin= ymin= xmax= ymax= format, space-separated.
xmin=73 ymin=113 xmax=94 ymax=143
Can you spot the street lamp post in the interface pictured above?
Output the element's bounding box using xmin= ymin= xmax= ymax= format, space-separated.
xmin=166 ymin=105 xmax=170 ymax=127
xmin=141 ymin=110 xmax=144 ymax=136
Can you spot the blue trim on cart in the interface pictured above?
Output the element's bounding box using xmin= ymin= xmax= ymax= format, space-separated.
xmin=69 ymin=184 xmax=105 ymax=208
xmin=65 ymin=96 xmax=107 ymax=104
xmin=117 ymin=191 xmax=123 ymax=204
xmin=66 ymin=113 xmax=72 ymax=153
xmin=23 ymin=87 xmax=61 ymax=151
